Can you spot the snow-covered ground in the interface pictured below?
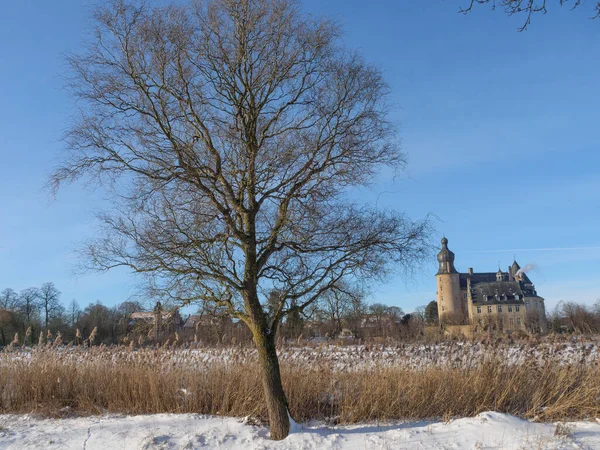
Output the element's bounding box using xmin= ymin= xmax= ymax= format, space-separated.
xmin=3 ymin=338 xmax=600 ymax=372
xmin=1 ymin=412 xmax=599 ymax=449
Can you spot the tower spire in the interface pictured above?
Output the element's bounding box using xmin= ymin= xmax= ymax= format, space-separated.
xmin=436 ymin=237 xmax=458 ymax=274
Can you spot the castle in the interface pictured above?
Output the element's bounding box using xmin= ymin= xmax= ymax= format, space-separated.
xmin=436 ymin=237 xmax=547 ymax=333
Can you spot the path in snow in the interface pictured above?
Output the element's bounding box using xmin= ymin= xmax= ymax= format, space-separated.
xmin=1 ymin=412 xmax=600 ymax=449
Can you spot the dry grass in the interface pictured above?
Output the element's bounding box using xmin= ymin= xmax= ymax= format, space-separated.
xmin=1 ymin=343 xmax=599 ymax=424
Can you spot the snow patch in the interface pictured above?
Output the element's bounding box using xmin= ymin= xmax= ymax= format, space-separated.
xmin=0 ymin=412 xmax=599 ymax=449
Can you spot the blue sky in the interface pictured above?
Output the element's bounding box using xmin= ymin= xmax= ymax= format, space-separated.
xmin=1 ymin=0 xmax=599 ymax=313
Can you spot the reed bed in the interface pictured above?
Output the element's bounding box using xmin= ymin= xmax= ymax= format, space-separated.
xmin=2 ymin=336 xmax=599 ymax=372
xmin=1 ymin=339 xmax=599 ymax=424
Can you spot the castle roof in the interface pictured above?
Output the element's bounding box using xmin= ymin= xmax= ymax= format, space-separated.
xmin=470 ymin=281 xmax=524 ymax=305
xmin=460 ymin=270 xmax=540 ymax=303
xmin=459 ymin=272 xmax=497 ymax=288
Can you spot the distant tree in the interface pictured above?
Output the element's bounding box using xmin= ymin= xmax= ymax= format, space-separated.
xmin=460 ymin=0 xmax=600 ymax=31
xmin=51 ymin=0 xmax=431 ymax=439
xmin=117 ymin=301 xmax=144 ymax=317
xmin=345 ymin=294 xmax=369 ymax=339
xmin=424 ymin=300 xmax=439 ymax=325
xmin=39 ymin=282 xmax=63 ymax=330
xmin=369 ymin=303 xmax=392 ymax=337
xmin=77 ymin=301 xmax=119 ymax=344
xmin=68 ymin=299 xmax=82 ymax=327
xmin=18 ymin=287 xmax=41 ymax=325
xmin=318 ymin=286 xmax=354 ymax=338
xmin=388 ymin=306 xmax=404 ymax=320
xmin=369 ymin=303 xmax=391 ymax=317
xmin=283 ymin=299 xmax=304 ymax=340
xmin=0 ymin=288 xmax=19 ymax=311
xmin=0 ymin=309 xmax=19 ymax=346
xmin=413 ymin=305 xmax=426 ymax=322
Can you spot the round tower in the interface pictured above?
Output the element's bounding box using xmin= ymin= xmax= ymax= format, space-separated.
xmin=436 ymin=237 xmax=463 ymax=324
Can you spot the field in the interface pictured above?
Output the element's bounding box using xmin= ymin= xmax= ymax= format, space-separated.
xmin=1 ymin=337 xmax=600 ymax=422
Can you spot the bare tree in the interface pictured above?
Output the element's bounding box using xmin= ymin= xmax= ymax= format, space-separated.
xmin=344 ymin=290 xmax=369 ymax=338
xmin=18 ymin=288 xmax=41 ymax=325
xmin=368 ymin=303 xmax=394 ymax=338
xmin=39 ymin=282 xmax=62 ymax=330
xmin=68 ymin=299 xmax=82 ymax=327
xmin=315 ymin=283 xmax=362 ymax=338
xmin=0 ymin=288 xmax=19 ymax=311
xmin=460 ymin=0 xmax=600 ymax=31
xmin=117 ymin=300 xmax=143 ymax=318
xmin=51 ymin=0 xmax=431 ymax=439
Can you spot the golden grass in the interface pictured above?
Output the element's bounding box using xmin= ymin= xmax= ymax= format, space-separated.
xmin=1 ymin=344 xmax=599 ymax=424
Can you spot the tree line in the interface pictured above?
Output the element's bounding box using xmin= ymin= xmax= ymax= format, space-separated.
xmin=0 ymin=283 xmax=145 ymax=346
xmin=0 ymin=281 xmax=427 ymax=345
xmin=4 ymin=282 xmax=599 ymax=347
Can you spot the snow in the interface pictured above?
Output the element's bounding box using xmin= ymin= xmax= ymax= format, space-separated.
xmin=4 ymin=338 xmax=600 ymax=372
xmin=1 ymin=412 xmax=599 ymax=449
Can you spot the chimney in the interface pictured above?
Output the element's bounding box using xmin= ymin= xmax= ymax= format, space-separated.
xmin=508 ymin=266 xmax=513 ymax=281
xmin=468 ymin=267 xmax=473 ymax=275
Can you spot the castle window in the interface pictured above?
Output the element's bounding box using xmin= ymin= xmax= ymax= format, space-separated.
xmin=517 ymin=318 xmax=522 ymax=325
xmin=509 ymin=318 xmax=515 ymax=326
xmin=525 ymin=301 xmax=530 ymax=309
xmin=497 ymin=305 xmax=502 ymax=313
xmin=477 ymin=306 xmax=481 ymax=314
xmin=508 ymin=305 xmax=513 ymax=312
xmin=515 ymin=305 xmax=520 ymax=312
xmin=487 ymin=306 xmax=492 ymax=313
xmin=515 ymin=295 xmax=519 ymax=300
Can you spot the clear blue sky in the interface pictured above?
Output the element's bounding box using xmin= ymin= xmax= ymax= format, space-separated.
xmin=1 ymin=0 xmax=599 ymax=313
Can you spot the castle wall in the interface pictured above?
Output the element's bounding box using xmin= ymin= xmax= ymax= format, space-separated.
xmin=470 ymin=303 xmax=527 ymax=332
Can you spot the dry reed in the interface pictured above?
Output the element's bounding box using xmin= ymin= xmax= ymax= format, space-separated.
xmin=1 ymin=343 xmax=599 ymax=424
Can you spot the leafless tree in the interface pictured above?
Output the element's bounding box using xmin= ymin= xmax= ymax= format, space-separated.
xmin=315 ymin=282 xmax=364 ymax=338
xmin=68 ymin=299 xmax=82 ymax=327
xmin=39 ymin=282 xmax=62 ymax=330
xmin=460 ymin=0 xmax=600 ymax=31
xmin=0 ymin=288 xmax=19 ymax=311
xmin=18 ymin=288 xmax=41 ymax=324
xmin=51 ymin=0 xmax=431 ymax=439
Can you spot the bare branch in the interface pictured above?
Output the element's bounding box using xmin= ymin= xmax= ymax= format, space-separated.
xmin=460 ymin=0 xmax=599 ymax=30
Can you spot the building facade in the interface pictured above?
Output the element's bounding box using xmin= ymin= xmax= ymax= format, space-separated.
xmin=436 ymin=237 xmax=547 ymax=333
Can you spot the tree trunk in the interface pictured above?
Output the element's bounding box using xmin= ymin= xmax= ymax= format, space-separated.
xmin=253 ymin=329 xmax=290 ymax=440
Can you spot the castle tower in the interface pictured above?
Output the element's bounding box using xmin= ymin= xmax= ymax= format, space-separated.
xmin=436 ymin=237 xmax=463 ymax=324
